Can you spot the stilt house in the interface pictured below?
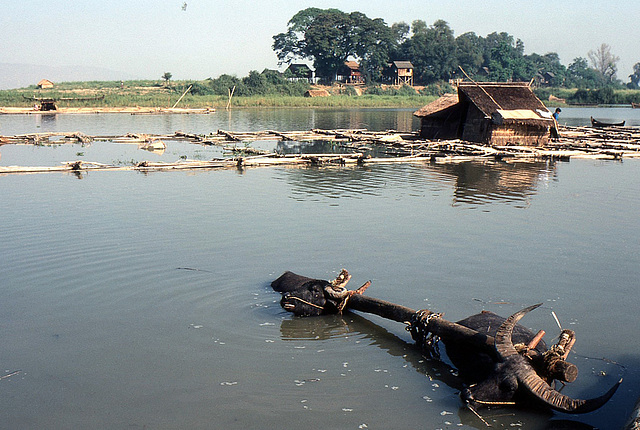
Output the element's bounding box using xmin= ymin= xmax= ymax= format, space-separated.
xmin=414 ymin=82 xmax=554 ymax=146
xmin=386 ymin=61 xmax=414 ymax=86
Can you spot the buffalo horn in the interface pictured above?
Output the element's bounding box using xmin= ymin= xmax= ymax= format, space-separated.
xmin=495 ymin=304 xmax=622 ymax=414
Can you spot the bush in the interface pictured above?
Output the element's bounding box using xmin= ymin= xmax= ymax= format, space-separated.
xmin=419 ymin=82 xmax=454 ymax=97
xmin=569 ymin=87 xmax=617 ymax=104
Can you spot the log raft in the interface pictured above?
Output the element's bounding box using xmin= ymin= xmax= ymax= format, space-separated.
xmin=1 ymin=125 xmax=640 ymax=174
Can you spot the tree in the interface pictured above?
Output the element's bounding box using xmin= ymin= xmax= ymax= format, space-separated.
xmin=390 ymin=22 xmax=410 ymax=44
xmin=566 ymin=57 xmax=605 ymax=88
xmin=628 ymin=62 xmax=640 ymax=89
xmin=455 ymin=32 xmax=484 ymax=77
xmin=162 ymin=72 xmax=172 ymax=86
xmin=480 ymin=32 xmax=532 ymax=82
xmin=525 ymin=52 xmax=567 ymax=86
xmin=398 ymin=20 xmax=456 ymax=84
xmin=588 ymin=43 xmax=619 ymax=83
xmin=273 ymin=8 xmax=396 ymax=83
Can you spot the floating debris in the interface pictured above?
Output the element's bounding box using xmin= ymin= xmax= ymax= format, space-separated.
xmin=2 ymin=125 xmax=639 ymax=175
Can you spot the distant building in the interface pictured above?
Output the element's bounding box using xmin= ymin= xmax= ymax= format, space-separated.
xmin=304 ymin=89 xmax=330 ymax=97
xmin=37 ymin=79 xmax=54 ymax=89
xmin=414 ymin=81 xmax=554 ymax=146
xmin=385 ymin=61 xmax=414 ymax=86
xmin=337 ymin=61 xmax=364 ymax=84
xmin=285 ymin=64 xmax=314 ymax=83
xmin=534 ymin=71 xmax=558 ymax=87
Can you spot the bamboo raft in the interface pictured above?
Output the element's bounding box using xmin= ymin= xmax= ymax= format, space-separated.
xmin=1 ymin=125 xmax=639 ymax=174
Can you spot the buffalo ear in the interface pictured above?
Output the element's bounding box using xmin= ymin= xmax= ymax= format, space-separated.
xmin=271 ymin=271 xmax=316 ymax=293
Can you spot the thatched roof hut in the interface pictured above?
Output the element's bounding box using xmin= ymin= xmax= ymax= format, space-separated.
xmin=304 ymin=89 xmax=330 ymax=98
xmin=37 ymin=79 xmax=54 ymax=89
xmin=414 ymin=82 xmax=554 ymax=146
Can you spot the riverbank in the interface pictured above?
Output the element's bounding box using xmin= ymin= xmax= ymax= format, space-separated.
xmin=3 ymin=79 xmax=640 ymax=110
xmin=0 ymin=94 xmax=433 ymax=111
xmin=0 ymin=106 xmax=216 ymax=115
xmin=0 ymin=79 xmax=436 ymax=110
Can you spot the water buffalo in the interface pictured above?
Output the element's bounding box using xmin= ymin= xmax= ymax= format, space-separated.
xmin=270 ymin=271 xmax=622 ymax=414
xmin=447 ymin=304 xmax=621 ymax=414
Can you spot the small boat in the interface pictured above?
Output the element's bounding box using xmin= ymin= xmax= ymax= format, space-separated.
xmin=632 ymin=102 xmax=640 ymax=109
xmin=591 ymin=117 xmax=625 ymax=127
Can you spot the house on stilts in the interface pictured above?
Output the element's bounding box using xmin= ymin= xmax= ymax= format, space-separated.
xmin=413 ymin=82 xmax=554 ymax=146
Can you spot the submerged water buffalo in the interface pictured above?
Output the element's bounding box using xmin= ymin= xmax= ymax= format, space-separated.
xmin=448 ymin=304 xmax=621 ymax=413
xmin=271 ymin=271 xmax=622 ymax=414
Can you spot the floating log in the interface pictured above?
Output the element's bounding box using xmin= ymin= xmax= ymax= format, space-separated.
xmin=217 ymin=129 xmax=241 ymax=141
xmin=2 ymin=125 xmax=639 ymax=174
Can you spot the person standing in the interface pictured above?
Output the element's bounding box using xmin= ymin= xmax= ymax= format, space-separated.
xmin=550 ymin=108 xmax=561 ymax=140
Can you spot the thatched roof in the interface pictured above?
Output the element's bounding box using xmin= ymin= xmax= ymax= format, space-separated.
xmin=413 ymin=93 xmax=458 ymax=117
xmin=37 ymin=79 xmax=54 ymax=88
xmin=343 ymin=61 xmax=360 ymax=71
xmin=414 ymin=82 xmax=553 ymax=126
xmin=458 ymin=82 xmax=548 ymax=117
xmin=287 ymin=63 xmax=312 ymax=73
xmin=392 ymin=61 xmax=414 ymax=69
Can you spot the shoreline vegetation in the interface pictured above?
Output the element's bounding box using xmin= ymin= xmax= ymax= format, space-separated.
xmin=1 ymin=79 xmax=639 ymax=111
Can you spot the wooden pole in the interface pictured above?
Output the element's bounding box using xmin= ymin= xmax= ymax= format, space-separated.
xmin=347 ymin=294 xmax=496 ymax=354
xmin=226 ymin=86 xmax=236 ymax=110
xmin=171 ymin=85 xmax=193 ymax=109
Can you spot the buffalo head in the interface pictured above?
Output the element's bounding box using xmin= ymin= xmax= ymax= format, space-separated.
xmin=271 ymin=271 xmax=336 ymax=316
xmin=462 ymin=304 xmax=621 ymax=414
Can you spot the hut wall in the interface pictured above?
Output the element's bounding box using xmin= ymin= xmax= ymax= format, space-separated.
xmin=420 ymin=118 xmax=459 ymax=140
xmin=460 ymin=107 xmax=490 ymax=143
xmin=488 ymin=124 xmax=549 ymax=146
xmin=419 ymin=104 xmax=465 ymax=140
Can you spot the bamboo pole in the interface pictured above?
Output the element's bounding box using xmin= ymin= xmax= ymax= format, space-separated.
xmin=226 ymin=86 xmax=236 ymax=110
xmin=171 ymin=85 xmax=193 ymax=109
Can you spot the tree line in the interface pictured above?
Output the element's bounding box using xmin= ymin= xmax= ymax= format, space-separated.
xmin=273 ymin=8 xmax=640 ymax=90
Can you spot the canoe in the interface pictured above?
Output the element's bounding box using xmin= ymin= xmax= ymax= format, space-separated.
xmin=591 ymin=117 xmax=625 ymax=127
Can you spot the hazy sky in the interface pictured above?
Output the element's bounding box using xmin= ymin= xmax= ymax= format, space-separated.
xmin=1 ymin=0 xmax=638 ymax=83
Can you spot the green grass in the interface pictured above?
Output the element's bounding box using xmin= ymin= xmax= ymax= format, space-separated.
xmin=1 ymin=80 xmax=436 ymax=109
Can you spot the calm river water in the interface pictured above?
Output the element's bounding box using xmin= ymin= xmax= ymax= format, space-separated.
xmin=1 ymin=107 xmax=639 ymax=429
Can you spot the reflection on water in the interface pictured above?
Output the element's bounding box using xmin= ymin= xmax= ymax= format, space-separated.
xmin=440 ymin=160 xmax=557 ymax=208
xmin=280 ymin=314 xmax=352 ymax=340
xmin=278 ymin=160 xmax=557 ymax=208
